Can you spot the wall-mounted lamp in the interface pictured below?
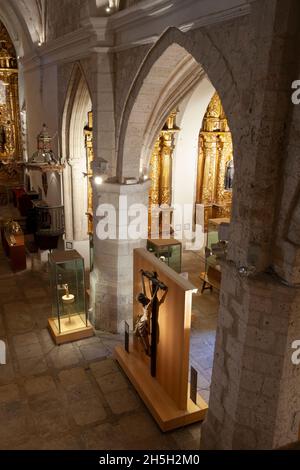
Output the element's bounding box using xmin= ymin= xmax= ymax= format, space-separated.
xmin=91 ymin=157 xmax=109 ymax=186
xmin=94 ymin=176 xmax=103 ymax=186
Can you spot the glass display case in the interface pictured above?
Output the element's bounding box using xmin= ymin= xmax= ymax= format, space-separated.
xmin=48 ymin=250 xmax=93 ymax=344
xmin=200 ymin=217 xmax=230 ymax=293
xmin=147 ymin=239 xmax=182 ymax=273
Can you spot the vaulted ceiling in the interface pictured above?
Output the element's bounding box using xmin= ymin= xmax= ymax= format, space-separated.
xmin=0 ymin=0 xmax=43 ymax=54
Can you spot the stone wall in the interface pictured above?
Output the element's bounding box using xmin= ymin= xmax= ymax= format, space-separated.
xmin=114 ymin=44 xmax=152 ymax=139
xmin=201 ymin=262 xmax=300 ymax=449
xmin=46 ymin=0 xmax=89 ymax=41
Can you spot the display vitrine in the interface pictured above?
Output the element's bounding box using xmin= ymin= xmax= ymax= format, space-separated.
xmin=147 ymin=238 xmax=182 ymax=273
xmin=200 ymin=217 xmax=230 ymax=293
xmin=48 ymin=250 xmax=93 ymax=344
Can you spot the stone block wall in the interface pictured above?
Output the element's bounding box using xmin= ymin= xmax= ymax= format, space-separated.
xmin=201 ymin=261 xmax=300 ymax=449
xmin=90 ymin=180 xmax=150 ymax=332
xmin=46 ymin=0 xmax=89 ymax=41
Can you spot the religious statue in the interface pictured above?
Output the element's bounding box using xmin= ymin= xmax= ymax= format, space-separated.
xmin=134 ymin=293 xmax=152 ymax=356
xmin=62 ymin=283 xmax=75 ymax=324
xmin=224 ymin=159 xmax=234 ymax=190
xmin=134 ymin=270 xmax=168 ymax=360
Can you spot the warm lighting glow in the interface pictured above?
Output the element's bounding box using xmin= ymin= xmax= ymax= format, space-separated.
xmin=143 ymin=174 xmax=148 ymax=181
xmin=105 ymin=6 xmax=111 ymax=13
xmin=94 ymin=176 xmax=103 ymax=185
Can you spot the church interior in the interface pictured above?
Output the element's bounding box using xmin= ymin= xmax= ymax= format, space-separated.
xmin=0 ymin=0 xmax=300 ymax=452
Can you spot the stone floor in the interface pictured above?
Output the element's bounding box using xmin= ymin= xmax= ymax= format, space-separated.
xmin=0 ymin=205 xmax=218 ymax=450
xmin=182 ymin=250 xmax=219 ymax=404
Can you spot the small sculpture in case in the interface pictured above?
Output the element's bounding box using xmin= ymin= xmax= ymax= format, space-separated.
xmin=48 ymin=249 xmax=94 ymax=344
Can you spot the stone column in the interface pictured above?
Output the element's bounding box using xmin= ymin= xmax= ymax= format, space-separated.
xmin=90 ymin=180 xmax=150 ymax=332
xmin=71 ymin=161 xmax=88 ymax=242
xmin=200 ymin=261 xmax=300 ymax=449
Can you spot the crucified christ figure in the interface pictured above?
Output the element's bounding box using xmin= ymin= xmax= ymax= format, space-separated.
xmin=134 ymin=270 xmax=168 ymax=356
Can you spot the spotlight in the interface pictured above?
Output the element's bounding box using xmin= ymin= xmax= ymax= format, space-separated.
xmin=143 ymin=174 xmax=148 ymax=181
xmin=38 ymin=41 xmax=42 ymax=47
xmin=105 ymin=6 xmax=111 ymax=13
xmin=94 ymin=176 xmax=103 ymax=185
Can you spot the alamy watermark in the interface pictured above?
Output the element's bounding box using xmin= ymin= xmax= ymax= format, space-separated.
xmin=95 ymin=196 xmax=205 ymax=250
xmin=291 ymin=340 xmax=300 ymax=365
xmin=291 ymin=80 xmax=300 ymax=105
xmin=0 ymin=340 xmax=6 ymax=365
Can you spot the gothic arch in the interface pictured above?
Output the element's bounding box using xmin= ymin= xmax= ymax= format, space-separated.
xmin=117 ymin=26 xmax=240 ymax=181
xmin=0 ymin=0 xmax=36 ymax=56
xmin=62 ymin=63 xmax=92 ymax=162
xmin=62 ymin=63 xmax=92 ymax=247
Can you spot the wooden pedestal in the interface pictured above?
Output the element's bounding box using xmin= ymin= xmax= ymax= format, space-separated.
xmin=1 ymin=228 xmax=26 ymax=271
xmin=115 ymin=344 xmax=208 ymax=432
xmin=48 ymin=317 xmax=94 ymax=345
xmin=116 ymin=248 xmax=209 ymax=432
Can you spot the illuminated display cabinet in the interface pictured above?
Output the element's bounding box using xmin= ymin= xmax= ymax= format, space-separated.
xmin=48 ymin=250 xmax=93 ymax=344
xmin=200 ymin=217 xmax=230 ymax=293
xmin=147 ymin=239 xmax=182 ymax=273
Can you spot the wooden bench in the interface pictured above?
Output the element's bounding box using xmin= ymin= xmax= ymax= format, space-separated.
xmin=200 ymin=265 xmax=221 ymax=293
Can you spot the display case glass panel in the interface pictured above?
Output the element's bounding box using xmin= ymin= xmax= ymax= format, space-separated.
xmin=205 ymin=218 xmax=230 ymax=273
xmin=49 ymin=250 xmax=87 ymax=334
xmin=147 ymin=239 xmax=182 ymax=273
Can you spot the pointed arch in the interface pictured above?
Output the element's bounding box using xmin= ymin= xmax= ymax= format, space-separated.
xmin=61 ymin=63 xmax=92 ymax=254
xmin=62 ymin=62 xmax=92 ymax=163
xmin=117 ymin=26 xmax=240 ymax=181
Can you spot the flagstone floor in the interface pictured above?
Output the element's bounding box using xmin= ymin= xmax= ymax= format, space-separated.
xmin=0 ymin=204 xmax=218 ymax=450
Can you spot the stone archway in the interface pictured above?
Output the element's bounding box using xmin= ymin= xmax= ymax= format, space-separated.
xmin=111 ymin=25 xmax=242 ymax=447
xmin=117 ymin=27 xmax=240 ymax=182
xmin=62 ymin=63 xmax=92 ymax=268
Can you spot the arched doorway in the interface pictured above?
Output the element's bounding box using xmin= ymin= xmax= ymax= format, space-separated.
xmin=62 ymin=63 xmax=93 ymax=270
xmin=114 ymin=27 xmax=240 ymax=443
xmin=144 ymin=81 xmax=234 ymax=405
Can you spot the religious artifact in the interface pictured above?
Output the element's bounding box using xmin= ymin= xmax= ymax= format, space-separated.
xmin=115 ymin=248 xmax=208 ymax=432
xmin=224 ymin=159 xmax=234 ymax=190
xmin=62 ymin=283 xmax=75 ymax=324
xmin=134 ymin=269 xmax=168 ymax=376
xmin=4 ymin=218 xmax=22 ymax=245
xmin=48 ymin=249 xmax=93 ymax=344
xmin=0 ymin=22 xmax=22 ymax=162
xmin=29 ymin=124 xmax=58 ymax=165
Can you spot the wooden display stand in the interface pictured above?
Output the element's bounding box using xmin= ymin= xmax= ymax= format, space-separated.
xmin=1 ymin=228 xmax=26 ymax=271
xmin=115 ymin=248 xmax=208 ymax=432
xmin=48 ymin=317 xmax=94 ymax=345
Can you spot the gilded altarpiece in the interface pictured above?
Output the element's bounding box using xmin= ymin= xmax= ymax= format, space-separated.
xmin=84 ymin=111 xmax=94 ymax=235
xmin=148 ymin=111 xmax=179 ymax=235
xmin=0 ymin=22 xmax=22 ymax=185
xmin=0 ymin=22 xmax=22 ymax=161
xmin=196 ymin=93 xmax=233 ymax=230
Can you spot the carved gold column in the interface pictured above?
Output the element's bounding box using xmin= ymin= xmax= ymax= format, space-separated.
xmin=148 ymin=136 xmax=161 ymax=235
xmin=84 ymin=111 xmax=94 ymax=235
xmin=160 ymin=133 xmax=173 ymax=206
xmin=148 ymin=110 xmax=179 ymax=236
xmin=198 ymin=132 xmax=218 ymax=228
xmin=216 ymin=133 xmax=233 ymax=217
